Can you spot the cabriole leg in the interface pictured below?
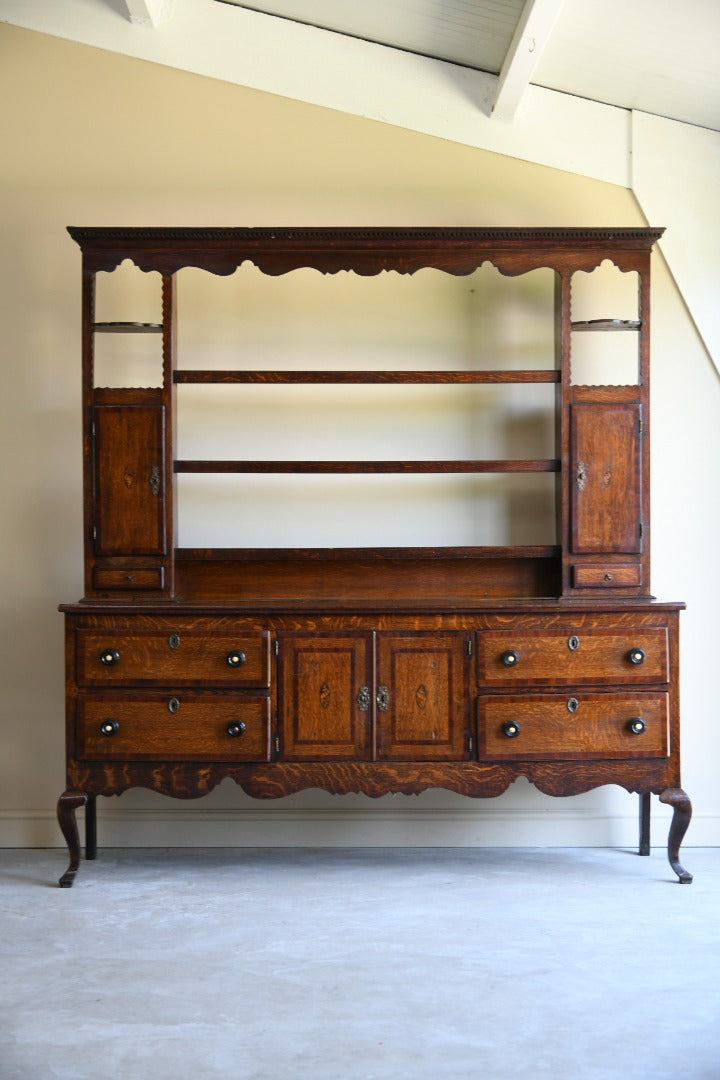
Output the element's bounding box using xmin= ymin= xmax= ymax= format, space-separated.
xmin=659 ymin=788 xmax=693 ymax=884
xmin=639 ymin=792 xmax=651 ymax=855
xmin=57 ymin=790 xmax=88 ymax=888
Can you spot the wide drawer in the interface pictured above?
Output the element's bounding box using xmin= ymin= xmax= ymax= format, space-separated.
xmin=477 ymin=628 xmax=668 ymax=686
xmin=76 ymin=628 xmax=271 ymax=687
xmin=77 ymin=694 xmax=271 ymax=761
xmin=478 ymin=692 xmax=668 ymax=760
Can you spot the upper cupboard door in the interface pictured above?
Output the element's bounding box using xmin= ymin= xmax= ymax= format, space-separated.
xmin=93 ymin=404 xmax=166 ymax=557
xmin=278 ymin=632 xmax=373 ymax=761
xmin=570 ymin=403 xmax=642 ymax=555
xmin=376 ymin=633 xmax=470 ymax=761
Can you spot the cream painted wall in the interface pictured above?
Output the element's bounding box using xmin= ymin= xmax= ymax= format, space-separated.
xmin=1 ymin=25 xmax=718 ymax=851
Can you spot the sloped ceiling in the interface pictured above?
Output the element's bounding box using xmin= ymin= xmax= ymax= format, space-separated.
xmin=215 ymin=0 xmax=720 ymax=131
xmin=2 ymin=0 xmax=718 ymax=130
xmin=2 ymin=0 xmax=719 ymax=367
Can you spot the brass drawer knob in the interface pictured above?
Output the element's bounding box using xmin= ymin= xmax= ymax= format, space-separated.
xmin=100 ymin=718 xmax=119 ymax=737
xmin=628 ymin=717 xmax=646 ymax=735
xmin=627 ymin=648 xmax=646 ymax=666
xmin=227 ymin=650 xmax=247 ymax=668
xmin=502 ymin=720 xmax=521 ymax=738
xmin=227 ymin=721 xmax=247 ymax=737
xmin=100 ymin=648 xmax=120 ymax=666
xmin=501 ymin=649 xmax=520 ymax=668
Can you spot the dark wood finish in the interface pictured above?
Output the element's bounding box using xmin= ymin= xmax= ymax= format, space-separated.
xmin=57 ymin=226 xmax=691 ymax=886
xmin=66 ymin=226 xmax=665 ymax=277
xmin=76 ymin=626 xmax=271 ymax=687
xmin=93 ymin=404 xmax=166 ymax=556
xmin=85 ymin=793 xmax=97 ymax=860
xmin=174 ymin=369 xmax=561 ymax=384
xmin=639 ymin=791 xmax=651 ymax=856
xmin=174 ymin=550 xmax=561 ymax=602
xmin=92 ymin=566 xmax=165 ymax=591
xmin=659 ymin=788 xmax=693 ymax=883
xmin=571 ymin=403 xmax=642 ymax=555
xmin=573 ymin=564 xmax=642 ymax=589
xmin=278 ymin=633 xmax=373 ymax=760
xmin=478 ymin=692 xmax=668 ymax=760
xmin=57 ymin=790 xmax=88 ymax=888
xmin=477 ymin=626 xmax=668 ymax=686
xmin=375 ymin=633 xmax=470 ymax=761
xmin=174 ymin=458 xmax=560 ymax=474
xmin=77 ymin=694 xmax=271 ymax=761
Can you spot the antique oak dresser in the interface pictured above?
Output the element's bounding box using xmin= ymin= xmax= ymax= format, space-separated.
xmin=57 ymin=227 xmax=692 ymax=885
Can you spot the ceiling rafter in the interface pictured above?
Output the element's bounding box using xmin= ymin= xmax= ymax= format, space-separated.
xmin=123 ymin=0 xmax=175 ymax=28
xmin=492 ymin=0 xmax=565 ymax=121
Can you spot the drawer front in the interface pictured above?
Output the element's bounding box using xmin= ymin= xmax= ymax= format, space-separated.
xmin=77 ymin=695 xmax=271 ymax=761
xmin=77 ymin=629 xmax=271 ymax=687
xmin=572 ymin=565 xmax=642 ymax=589
xmin=477 ymin=628 xmax=668 ymax=686
xmin=92 ymin=566 xmax=165 ymax=591
xmin=478 ymin=693 xmax=668 ymax=760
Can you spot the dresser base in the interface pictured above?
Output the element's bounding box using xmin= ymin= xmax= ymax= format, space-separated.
xmin=56 ymin=782 xmax=692 ymax=887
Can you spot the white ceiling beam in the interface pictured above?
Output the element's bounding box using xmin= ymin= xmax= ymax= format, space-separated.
xmin=123 ymin=0 xmax=175 ymax=28
xmin=0 ymin=0 xmax=628 ymax=186
xmin=492 ymin=0 xmax=565 ymax=122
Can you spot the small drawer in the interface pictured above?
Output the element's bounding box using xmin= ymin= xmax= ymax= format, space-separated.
xmin=477 ymin=628 xmax=668 ymax=686
xmin=478 ymin=692 xmax=668 ymax=760
xmin=573 ymin=565 xmax=642 ymax=589
xmin=77 ymin=628 xmax=271 ymax=687
xmin=77 ymin=694 xmax=271 ymax=761
xmin=92 ymin=566 xmax=165 ymax=591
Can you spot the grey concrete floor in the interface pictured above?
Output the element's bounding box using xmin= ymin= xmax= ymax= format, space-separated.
xmin=1 ymin=847 xmax=719 ymax=1080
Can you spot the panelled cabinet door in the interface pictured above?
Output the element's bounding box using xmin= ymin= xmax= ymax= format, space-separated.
xmin=93 ymin=404 xmax=166 ymax=556
xmin=376 ymin=633 xmax=470 ymax=761
xmin=278 ymin=633 xmax=373 ymax=760
xmin=570 ymin=403 xmax=642 ymax=554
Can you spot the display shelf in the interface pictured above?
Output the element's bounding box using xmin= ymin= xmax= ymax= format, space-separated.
xmin=93 ymin=321 xmax=163 ymax=333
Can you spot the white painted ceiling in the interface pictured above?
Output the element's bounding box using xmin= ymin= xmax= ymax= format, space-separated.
xmin=2 ymin=0 xmax=718 ymax=131
xmin=221 ymin=0 xmax=527 ymax=74
xmin=216 ymin=0 xmax=720 ymax=130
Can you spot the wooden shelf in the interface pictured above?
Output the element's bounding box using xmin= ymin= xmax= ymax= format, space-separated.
xmin=174 ymin=369 xmax=560 ymax=385
xmin=93 ymin=322 xmax=163 ymax=333
xmin=174 ymin=459 xmax=560 ymax=474
xmin=176 ymin=544 xmax=561 ymax=561
xmin=570 ymin=319 xmax=641 ymax=332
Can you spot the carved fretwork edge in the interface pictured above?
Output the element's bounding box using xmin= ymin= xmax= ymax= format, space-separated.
xmin=67 ymin=226 xmax=664 ymax=277
xmin=58 ymin=769 xmax=691 ymax=885
xmin=66 ymin=760 xmax=675 ymax=801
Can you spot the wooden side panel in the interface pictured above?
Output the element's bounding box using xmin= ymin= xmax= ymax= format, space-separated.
xmin=278 ymin=633 xmax=372 ymax=761
xmin=570 ymin=403 xmax=641 ymax=554
xmin=376 ymin=633 xmax=469 ymax=761
xmin=93 ymin=405 xmax=166 ymax=556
